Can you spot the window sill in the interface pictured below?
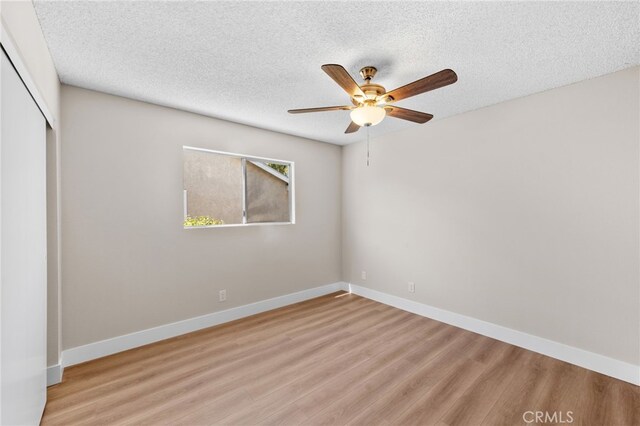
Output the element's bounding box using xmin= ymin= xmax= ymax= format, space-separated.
xmin=183 ymin=222 xmax=294 ymax=230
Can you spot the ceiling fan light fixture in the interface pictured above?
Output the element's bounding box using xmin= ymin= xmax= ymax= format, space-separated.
xmin=288 ymin=64 xmax=457 ymax=134
xmin=350 ymin=105 xmax=386 ymax=127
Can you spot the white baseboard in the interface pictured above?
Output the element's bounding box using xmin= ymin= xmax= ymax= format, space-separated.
xmin=348 ymin=284 xmax=639 ymax=386
xmin=59 ymin=281 xmax=637 ymax=386
xmin=47 ymin=364 xmax=63 ymax=386
xmin=62 ymin=282 xmax=349 ymax=368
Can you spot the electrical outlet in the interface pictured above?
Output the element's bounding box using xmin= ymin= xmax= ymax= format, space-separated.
xmin=219 ymin=289 xmax=227 ymax=302
xmin=361 ymin=271 xmax=367 ymax=280
xmin=408 ymin=282 xmax=415 ymax=293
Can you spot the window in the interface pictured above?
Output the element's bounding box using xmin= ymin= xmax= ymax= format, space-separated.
xmin=183 ymin=146 xmax=294 ymax=227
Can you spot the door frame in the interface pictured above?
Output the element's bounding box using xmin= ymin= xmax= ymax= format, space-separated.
xmin=0 ymin=16 xmax=63 ymax=389
xmin=0 ymin=21 xmax=57 ymax=129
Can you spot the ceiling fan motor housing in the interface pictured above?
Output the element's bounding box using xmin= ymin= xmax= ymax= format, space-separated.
xmin=361 ymin=84 xmax=386 ymax=100
xmin=357 ymin=67 xmax=389 ymax=103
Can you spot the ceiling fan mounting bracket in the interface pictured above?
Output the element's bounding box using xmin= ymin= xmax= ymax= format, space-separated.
xmin=359 ymin=66 xmax=378 ymax=82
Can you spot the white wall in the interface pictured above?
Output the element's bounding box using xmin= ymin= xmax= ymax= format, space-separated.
xmin=342 ymin=66 xmax=640 ymax=366
xmin=0 ymin=1 xmax=59 ymax=120
xmin=1 ymin=50 xmax=48 ymax=423
xmin=60 ymin=85 xmax=342 ymax=350
xmin=0 ymin=0 xmax=62 ymax=371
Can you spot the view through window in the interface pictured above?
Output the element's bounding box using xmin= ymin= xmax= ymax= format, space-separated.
xmin=183 ymin=147 xmax=294 ymax=227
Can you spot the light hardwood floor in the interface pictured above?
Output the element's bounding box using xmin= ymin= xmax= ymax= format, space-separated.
xmin=42 ymin=292 xmax=639 ymax=425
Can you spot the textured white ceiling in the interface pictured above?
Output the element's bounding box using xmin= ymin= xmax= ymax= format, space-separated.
xmin=34 ymin=1 xmax=639 ymax=145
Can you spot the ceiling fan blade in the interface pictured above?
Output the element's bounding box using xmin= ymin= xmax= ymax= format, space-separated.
xmin=385 ymin=106 xmax=434 ymax=124
xmin=345 ymin=121 xmax=360 ymax=134
xmin=385 ymin=69 xmax=457 ymax=102
xmin=321 ymin=64 xmax=366 ymax=98
xmin=288 ymin=105 xmax=353 ymax=114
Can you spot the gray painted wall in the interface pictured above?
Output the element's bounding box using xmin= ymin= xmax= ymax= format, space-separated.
xmin=60 ymin=85 xmax=342 ymax=350
xmin=342 ymin=66 xmax=640 ymax=366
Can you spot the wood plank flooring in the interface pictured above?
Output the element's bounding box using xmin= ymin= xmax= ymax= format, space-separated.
xmin=42 ymin=292 xmax=639 ymax=425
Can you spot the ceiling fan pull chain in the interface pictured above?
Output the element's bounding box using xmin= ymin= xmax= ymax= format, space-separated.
xmin=366 ymin=125 xmax=370 ymax=167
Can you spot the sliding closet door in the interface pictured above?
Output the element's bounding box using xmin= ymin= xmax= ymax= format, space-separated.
xmin=0 ymin=50 xmax=47 ymax=425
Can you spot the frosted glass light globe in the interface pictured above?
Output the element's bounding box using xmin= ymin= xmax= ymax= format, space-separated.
xmin=350 ymin=105 xmax=386 ymax=127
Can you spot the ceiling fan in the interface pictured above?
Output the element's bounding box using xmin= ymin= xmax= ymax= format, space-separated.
xmin=288 ymin=64 xmax=458 ymax=133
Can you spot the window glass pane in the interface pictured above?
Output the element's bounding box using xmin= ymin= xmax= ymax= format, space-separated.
xmin=246 ymin=161 xmax=290 ymax=223
xmin=183 ymin=149 xmax=243 ymax=226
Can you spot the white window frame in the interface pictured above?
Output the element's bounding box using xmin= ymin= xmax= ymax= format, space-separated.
xmin=183 ymin=146 xmax=295 ymax=228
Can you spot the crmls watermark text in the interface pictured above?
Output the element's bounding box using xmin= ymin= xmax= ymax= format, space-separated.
xmin=523 ymin=411 xmax=574 ymax=424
